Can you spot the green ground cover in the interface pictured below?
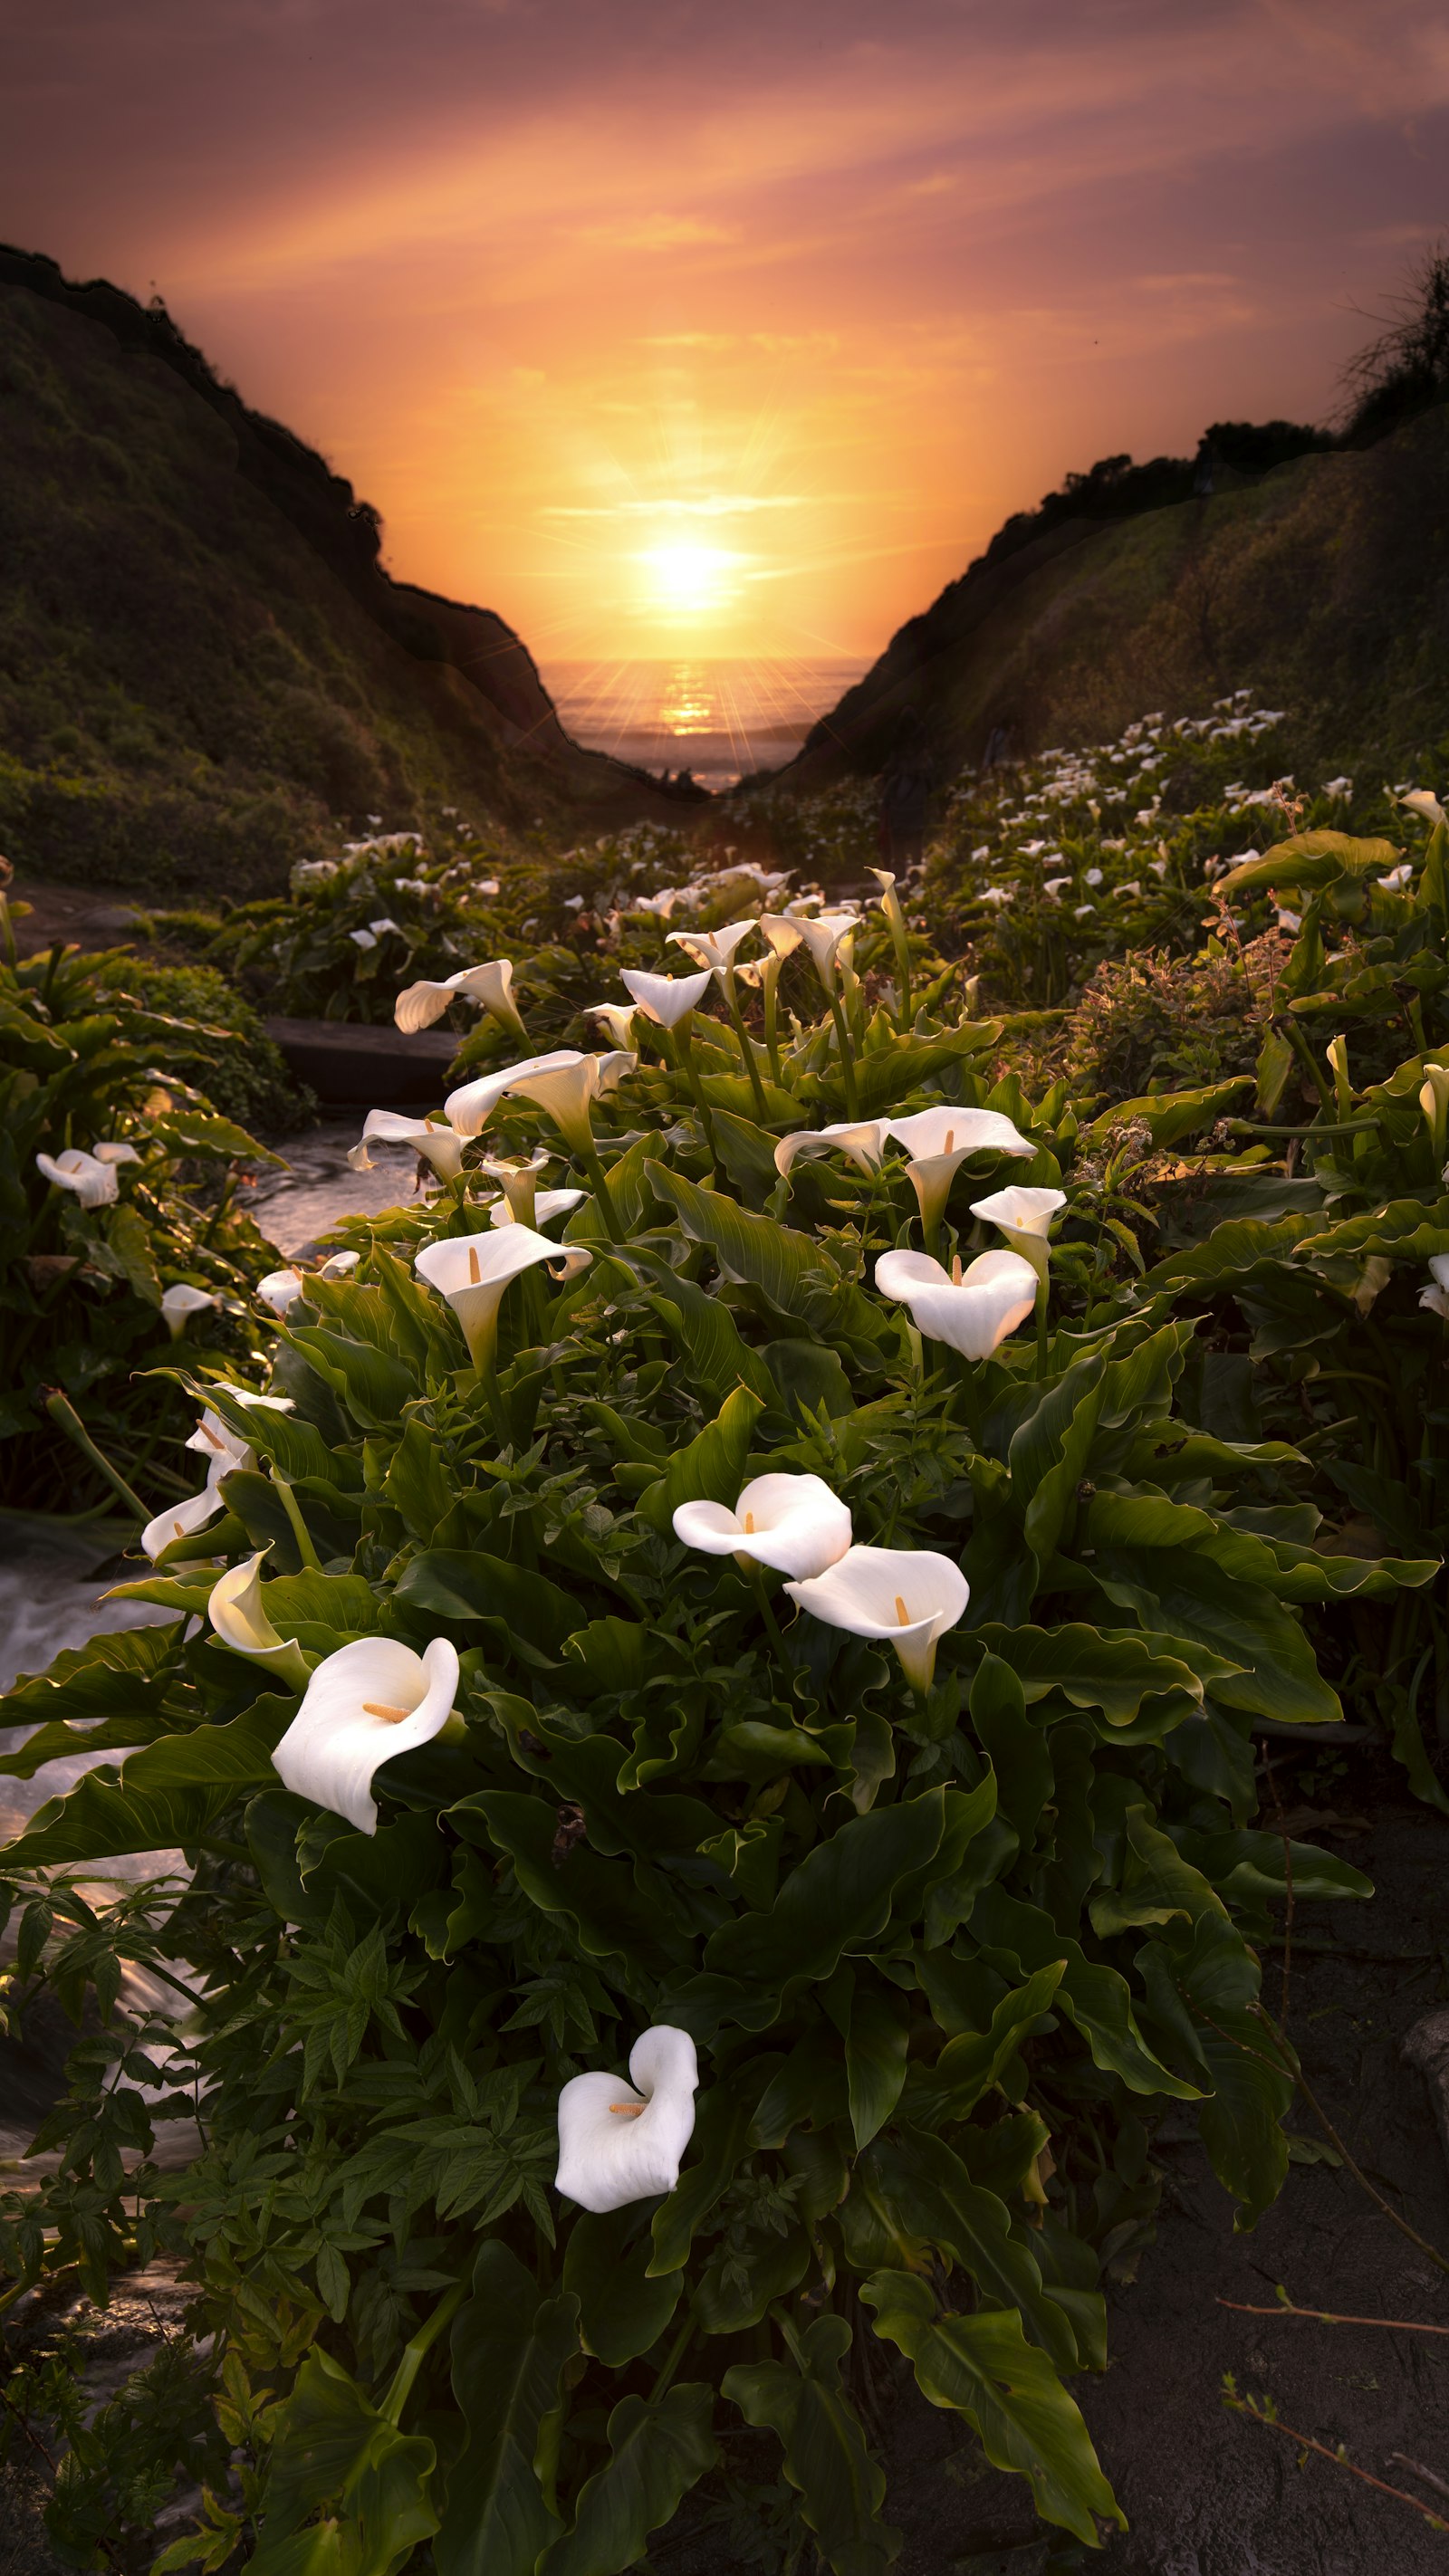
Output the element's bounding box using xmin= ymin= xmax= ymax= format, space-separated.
xmin=4 ymin=713 xmax=1449 ymax=2571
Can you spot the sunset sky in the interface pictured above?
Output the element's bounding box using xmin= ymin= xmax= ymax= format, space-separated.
xmin=5 ymin=2 xmax=1449 ymax=674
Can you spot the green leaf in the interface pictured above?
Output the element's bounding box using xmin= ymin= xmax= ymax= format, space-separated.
xmin=972 ymin=1622 xmax=1218 ymax=1733
xmin=636 ymin=1384 xmax=766 ymax=1536
xmin=856 ymin=2131 xmax=1085 ymax=2373
xmin=1006 ymin=1358 xmax=1103 ymax=1563
xmin=539 ymin=2383 xmax=717 ymax=2576
xmin=0 ymin=1621 xmax=186 ymax=1774
xmin=106 ymin=1202 xmax=163 ymax=1306
xmin=704 ymin=1791 xmax=948 ymax=1990
xmin=0 ymin=1701 xmax=291 ymax=1864
xmin=1221 ymin=831 xmax=1397 ymax=895
xmin=969 ymin=1658 xmax=1051 ymax=1843
xmin=906 ymin=1963 xmax=1065 ymax=2131
xmin=437 ymin=2241 xmax=580 ymax=2576
xmin=969 ymin=1885 xmax=1200 ymax=2099
xmin=561 ymin=2208 xmax=682 ymax=2366
xmin=396 ymin=1550 xmax=584 ymax=1652
xmin=723 ymin=2315 xmax=900 ymax=2576
xmin=1083 ymin=1078 xmax=1252 ymax=1149
xmin=846 ymin=1979 xmax=910 ymax=2150
xmin=255 ymin=2348 xmax=437 ymax=2576
xmin=645 ymin=1162 xmax=839 ymax=1323
xmin=860 ymin=2272 xmax=1123 ymax=2544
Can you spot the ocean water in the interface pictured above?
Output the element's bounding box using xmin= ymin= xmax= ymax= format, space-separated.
xmin=543 ymin=656 xmax=868 ymax=792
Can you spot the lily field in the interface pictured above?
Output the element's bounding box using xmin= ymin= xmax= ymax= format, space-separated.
xmin=5 ymin=698 xmax=1449 ymax=2571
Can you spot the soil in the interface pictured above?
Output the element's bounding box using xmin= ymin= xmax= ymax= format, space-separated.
xmin=3 ymin=1747 xmax=1445 ymax=2574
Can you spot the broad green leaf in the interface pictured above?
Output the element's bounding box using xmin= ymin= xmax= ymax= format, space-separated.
xmin=437 ymin=2241 xmax=579 ymax=2576
xmin=970 ymin=1885 xmax=1200 ymax=2098
xmin=704 ymin=1791 xmax=948 ymax=1989
xmin=539 ymin=2383 xmax=717 ymax=2576
xmin=854 ymin=2130 xmax=1082 ymax=2372
xmin=636 ymin=1384 xmax=766 ymax=1537
xmin=969 ymin=1658 xmax=1051 ymax=1843
xmin=396 ymin=1549 xmax=584 ymax=1651
xmin=106 ymin=1202 xmax=163 ymax=1306
xmin=645 ymin=1162 xmax=839 ymax=1323
xmin=846 ymin=1979 xmax=909 ymax=2150
xmin=0 ymin=1621 xmax=186 ymax=1774
xmin=860 ymin=2272 xmax=1123 ymax=2544
xmin=1083 ymin=1078 xmax=1252 ymax=1149
xmin=972 ymin=1622 xmax=1220 ymax=1731
xmin=723 ymin=2315 xmax=899 ymax=2576
xmin=906 ymin=1963 xmax=1065 ymax=2131
xmin=561 ymin=2208 xmax=681 ymax=2366
xmin=1221 ymin=830 xmax=1397 ymax=895
xmin=254 ymin=2347 xmax=437 ymax=2576
xmin=1006 ymin=1359 xmax=1103 ymax=1563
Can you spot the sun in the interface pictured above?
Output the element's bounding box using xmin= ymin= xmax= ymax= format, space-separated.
xmin=640 ymin=536 xmax=739 ymax=618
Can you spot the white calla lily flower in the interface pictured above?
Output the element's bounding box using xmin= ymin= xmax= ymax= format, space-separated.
xmin=876 ymin=1246 xmax=1038 ymax=1357
xmin=272 ymin=1635 xmax=462 ymax=1834
xmin=347 ymin=1111 xmax=465 ymax=1181
xmin=488 ymin=1188 xmax=583 ymax=1230
xmin=555 ymin=2025 xmax=699 ymax=2212
xmin=792 ymin=910 xmax=858 ymax=996
xmin=1401 ymin=790 xmax=1446 ymax=828
xmin=758 ymin=915 xmax=804 ymax=960
xmin=969 ymin=1183 xmax=1067 ymax=1288
xmin=142 ymin=1480 xmax=231 ymax=1562
xmin=258 ymin=1267 xmax=306 ymax=1316
xmin=584 ymin=1001 xmax=639 ymax=1050
xmin=673 ymin=1473 xmax=852 ymax=1580
xmin=415 ymin=1224 xmax=591 ymax=1369
xmin=888 ymin=1105 xmax=1034 ymax=1239
xmin=784 ymin=1543 xmax=970 ymax=1693
xmin=773 ymin=1120 xmax=893 ymax=1179
xmin=445 ymin=1050 xmax=585 ymax=1140
xmin=619 ymin=966 xmax=713 ymax=1029
xmin=94 ymin=1141 xmax=142 ymax=1167
xmin=476 ymin=1148 xmax=551 ymax=1226
xmin=1422 ymin=1253 xmax=1449 ymax=1320
xmin=35 ymin=1147 xmax=120 ymax=1208
xmin=666 ymin=919 xmax=759 ymax=985
xmin=395 ymin=958 xmax=525 ymax=1037
xmin=506 ymin=1051 xmax=636 ymax=1154
xmin=207 ymin=1551 xmax=311 ymax=1690
xmin=161 ymin=1282 xmax=220 ymax=1337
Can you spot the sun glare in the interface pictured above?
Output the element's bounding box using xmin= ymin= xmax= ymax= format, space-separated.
xmin=641 ymin=537 xmax=739 ymax=618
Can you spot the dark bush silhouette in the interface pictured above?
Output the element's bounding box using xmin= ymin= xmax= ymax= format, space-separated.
xmin=1342 ymin=242 xmax=1449 ymax=444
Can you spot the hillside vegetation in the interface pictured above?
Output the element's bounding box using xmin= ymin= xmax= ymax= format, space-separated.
xmin=0 ymin=250 xmax=701 ymax=901
xmin=781 ymin=405 xmax=1449 ymax=795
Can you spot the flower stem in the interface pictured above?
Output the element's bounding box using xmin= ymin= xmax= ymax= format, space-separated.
xmin=827 ymin=993 xmax=860 ymax=1118
xmin=724 ymin=975 xmax=772 ymax=1120
xmin=42 ymin=1388 xmax=148 ymax=1519
xmin=648 ymin=2311 xmax=696 ymax=2403
xmin=272 ymin=1472 xmax=323 ymax=1572
xmin=673 ymin=1021 xmax=720 ymax=1167
xmin=380 ymin=2281 xmax=467 ymax=2428
xmin=578 ymin=1138 xmax=625 ymax=1243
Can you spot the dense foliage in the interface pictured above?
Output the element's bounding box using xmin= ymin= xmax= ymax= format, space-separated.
xmin=0 ymin=887 xmax=282 ymax=1514
xmin=6 ymin=816 xmax=1447 ymax=2573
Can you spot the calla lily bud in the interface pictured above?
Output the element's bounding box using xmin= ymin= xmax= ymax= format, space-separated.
xmin=620 ymin=967 xmax=713 ymax=1029
xmin=396 ymin=958 xmax=525 ymax=1037
xmin=348 ymin=1111 xmax=465 ymax=1181
xmin=555 ymin=2025 xmax=699 ymax=2212
xmin=161 ymin=1282 xmax=220 ymax=1338
xmin=888 ymin=1105 xmax=1034 ymax=1239
xmin=35 ymin=1147 xmax=121 ymax=1209
xmin=875 ymin=1246 xmax=1038 ymax=1357
xmin=784 ymin=1542 xmax=970 ymax=1693
xmin=773 ymin=1120 xmax=893 ymax=1179
xmin=207 ymin=1552 xmax=312 ymax=1691
xmin=415 ymin=1224 xmax=591 ymax=1370
xmin=968 ymin=1183 xmax=1066 ymax=1288
xmin=272 ymin=1635 xmax=462 ymax=1834
xmin=673 ymin=1472 xmax=852 ymax=1580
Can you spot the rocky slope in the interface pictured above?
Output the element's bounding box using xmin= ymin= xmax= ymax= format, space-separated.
xmin=774 ymin=401 xmax=1449 ymax=793
xmin=0 ymin=248 xmax=701 ymax=898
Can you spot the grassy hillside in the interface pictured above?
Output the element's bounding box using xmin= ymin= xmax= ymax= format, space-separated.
xmin=0 ymin=252 xmax=701 ymax=900
xmin=776 ymin=401 xmax=1449 ymax=793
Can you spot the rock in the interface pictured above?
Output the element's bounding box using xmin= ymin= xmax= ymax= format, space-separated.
xmin=1403 ymin=2010 xmax=1449 ymax=2168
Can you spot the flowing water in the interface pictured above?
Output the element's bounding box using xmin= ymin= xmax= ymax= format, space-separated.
xmin=544 ymin=656 xmax=868 ymax=791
